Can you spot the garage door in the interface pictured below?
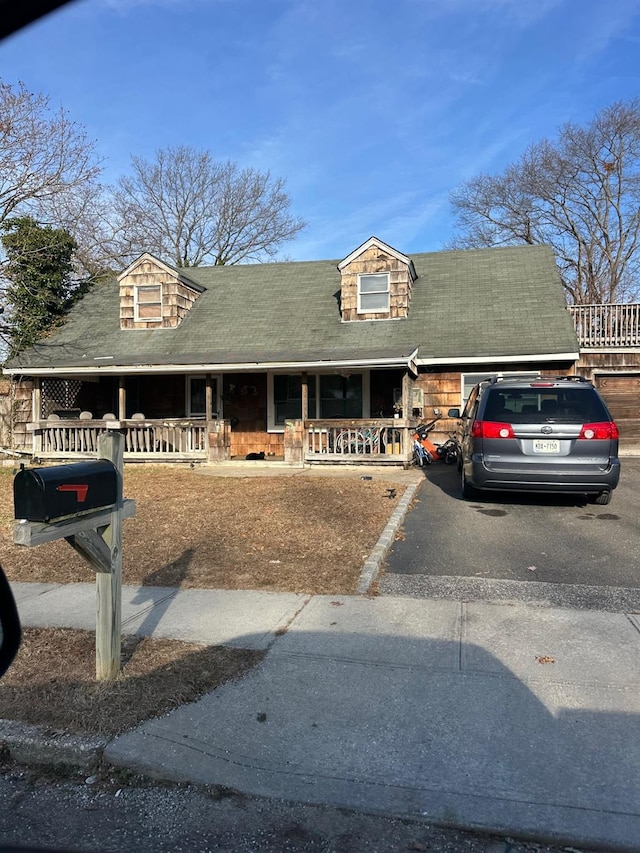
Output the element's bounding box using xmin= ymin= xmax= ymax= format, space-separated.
xmin=595 ymin=374 xmax=640 ymax=441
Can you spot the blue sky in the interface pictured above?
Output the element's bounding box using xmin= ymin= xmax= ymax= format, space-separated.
xmin=1 ymin=0 xmax=639 ymax=262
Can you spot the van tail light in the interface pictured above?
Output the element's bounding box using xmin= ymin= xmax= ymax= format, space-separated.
xmin=471 ymin=420 xmax=515 ymax=439
xmin=578 ymin=422 xmax=619 ymax=440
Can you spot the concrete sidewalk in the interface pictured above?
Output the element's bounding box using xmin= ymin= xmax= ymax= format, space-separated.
xmin=11 ymin=581 xmax=640 ymax=850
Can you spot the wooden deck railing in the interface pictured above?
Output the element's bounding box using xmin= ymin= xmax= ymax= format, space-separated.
xmin=305 ymin=420 xmax=408 ymax=461
xmin=30 ymin=418 xmax=210 ymax=460
xmin=569 ymin=303 xmax=640 ymax=347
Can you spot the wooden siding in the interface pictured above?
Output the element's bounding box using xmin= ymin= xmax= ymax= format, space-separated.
xmin=119 ymin=259 xmax=201 ymax=330
xmin=10 ymin=377 xmax=33 ymax=450
xmin=413 ymin=363 xmax=575 ymax=442
xmin=0 ymin=377 xmax=12 ymax=448
xmin=578 ymin=352 xmax=640 ymax=441
xmin=340 ymin=245 xmax=413 ymax=322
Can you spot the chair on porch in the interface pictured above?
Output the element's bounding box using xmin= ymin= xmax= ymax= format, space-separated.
xmin=129 ymin=413 xmax=150 ymax=452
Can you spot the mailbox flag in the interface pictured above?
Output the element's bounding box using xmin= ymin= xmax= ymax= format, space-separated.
xmin=56 ymin=484 xmax=89 ymax=502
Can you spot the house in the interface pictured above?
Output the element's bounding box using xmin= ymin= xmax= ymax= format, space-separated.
xmin=2 ymin=236 xmax=584 ymax=464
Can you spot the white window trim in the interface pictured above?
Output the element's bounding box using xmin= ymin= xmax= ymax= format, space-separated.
xmin=134 ymin=284 xmax=163 ymax=322
xmin=460 ymin=371 xmax=541 ymax=406
xmin=357 ymin=273 xmax=390 ymax=315
xmin=267 ymin=373 xmax=307 ymax=432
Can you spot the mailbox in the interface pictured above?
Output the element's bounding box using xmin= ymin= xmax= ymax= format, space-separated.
xmin=14 ymin=460 xmax=119 ymax=523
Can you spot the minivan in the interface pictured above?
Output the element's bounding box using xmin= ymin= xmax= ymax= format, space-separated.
xmin=449 ymin=376 xmax=621 ymax=504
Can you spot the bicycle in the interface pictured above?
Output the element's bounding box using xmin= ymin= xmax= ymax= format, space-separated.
xmin=412 ymin=416 xmax=440 ymax=467
xmin=335 ymin=426 xmax=381 ymax=454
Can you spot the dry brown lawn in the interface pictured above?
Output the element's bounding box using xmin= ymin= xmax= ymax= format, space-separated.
xmin=1 ymin=466 xmax=402 ymax=594
xmin=0 ymin=466 xmax=403 ymax=736
xmin=0 ymin=627 xmax=262 ymax=736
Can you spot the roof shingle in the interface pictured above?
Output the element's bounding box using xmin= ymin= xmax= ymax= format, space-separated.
xmin=5 ymin=244 xmax=578 ymax=371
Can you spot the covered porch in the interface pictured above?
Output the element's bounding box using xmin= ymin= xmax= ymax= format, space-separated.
xmin=20 ymin=364 xmax=422 ymax=465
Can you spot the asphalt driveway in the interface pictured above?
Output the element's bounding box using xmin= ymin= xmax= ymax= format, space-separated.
xmin=382 ymin=457 xmax=640 ymax=609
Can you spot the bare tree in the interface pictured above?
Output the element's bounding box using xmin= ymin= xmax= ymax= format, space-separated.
xmin=449 ymin=100 xmax=640 ymax=304
xmin=0 ymin=80 xmax=101 ymax=228
xmin=0 ymin=80 xmax=104 ymax=356
xmin=111 ymin=146 xmax=307 ymax=267
xmin=45 ymin=182 xmax=125 ymax=280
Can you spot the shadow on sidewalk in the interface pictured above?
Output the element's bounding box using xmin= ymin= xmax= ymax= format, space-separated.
xmin=126 ymin=548 xmax=194 ymax=636
xmin=105 ymin=626 xmax=640 ymax=851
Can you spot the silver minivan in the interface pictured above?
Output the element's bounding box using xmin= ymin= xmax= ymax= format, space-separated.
xmin=449 ymin=376 xmax=621 ymax=504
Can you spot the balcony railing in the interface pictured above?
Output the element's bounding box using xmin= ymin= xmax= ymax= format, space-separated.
xmin=569 ymin=303 xmax=640 ymax=348
xmin=29 ymin=418 xmax=210 ymax=460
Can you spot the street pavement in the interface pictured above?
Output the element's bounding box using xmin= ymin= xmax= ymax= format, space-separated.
xmin=11 ymin=579 xmax=640 ymax=851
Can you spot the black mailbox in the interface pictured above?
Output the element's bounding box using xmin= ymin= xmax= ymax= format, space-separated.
xmin=14 ymin=460 xmax=119 ymax=523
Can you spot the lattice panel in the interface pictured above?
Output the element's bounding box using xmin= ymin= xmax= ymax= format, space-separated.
xmin=41 ymin=379 xmax=82 ymax=417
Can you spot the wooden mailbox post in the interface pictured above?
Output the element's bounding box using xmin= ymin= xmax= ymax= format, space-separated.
xmin=13 ymin=431 xmax=135 ymax=680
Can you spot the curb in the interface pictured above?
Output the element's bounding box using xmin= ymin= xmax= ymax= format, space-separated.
xmin=0 ymin=718 xmax=108 ymax=773
xmin=356 ymin=480 xmax=422 ymax=594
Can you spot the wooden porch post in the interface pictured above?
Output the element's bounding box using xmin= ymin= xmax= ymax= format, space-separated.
xmin=401 ymin=372 xmax=413 ymax=422
xmin=205 ymin=374 xmax=213 ymax=421
xmin=401 ymin=372 xmax=414 ymax=458
xmin=118 ymin=376 xmax=126 ymax=420
xmin=33 ymin=378 xmax=41 ymax=421
xmin=301 ymin=372 xmax=308 ymax=421
xmin=32 ymin=378 xmax=42 ymax=456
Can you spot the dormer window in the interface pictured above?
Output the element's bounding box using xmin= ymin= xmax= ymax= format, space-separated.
xmin=134 ymin=285 xmax=162 ymax=321
xmin=338 ymin=238 xmax=416 ymax=322
xmin=119 ymin=254 xmax=205 ymax=330
xmin=358 ymin=273 xmax=389 ymax=314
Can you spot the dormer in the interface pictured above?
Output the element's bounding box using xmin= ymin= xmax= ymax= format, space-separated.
xmin=337 ymin=237 xmax=417 ymax=322
xmin=118 ymin=253 xmax=205 ymax=330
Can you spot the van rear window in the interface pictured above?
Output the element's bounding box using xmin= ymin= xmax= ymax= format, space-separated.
xmin=483 ymin=389 xmax=609 ymax=423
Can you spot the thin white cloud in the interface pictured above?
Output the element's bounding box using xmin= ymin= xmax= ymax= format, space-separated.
xmin=571 ymin=0 xmax=640 ymax=62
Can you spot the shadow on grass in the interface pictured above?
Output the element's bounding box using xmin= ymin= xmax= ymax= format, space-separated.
xmin=0 ymin=626 xmax=264 ymax=736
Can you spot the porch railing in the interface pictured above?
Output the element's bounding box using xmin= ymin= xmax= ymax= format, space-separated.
xmin=30 ymin=418 xmax=210 ymax=460
xmin=304 ymin=420 xmax=408 ymax=461
xmin=569 ymin=303 xmax=640 ymax=348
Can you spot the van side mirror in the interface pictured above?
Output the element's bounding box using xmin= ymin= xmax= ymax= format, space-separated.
xmin=447 ymin=408 xmax=461 ymax=418
xmin=0 ymin=565 xmax=21 ymax=678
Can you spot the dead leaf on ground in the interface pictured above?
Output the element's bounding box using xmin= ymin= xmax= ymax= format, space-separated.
xmin=535 ymin=655 xmax=556 ymax=664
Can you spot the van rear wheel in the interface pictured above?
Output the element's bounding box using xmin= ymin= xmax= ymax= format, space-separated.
xmin=593 ymin=491 xmax=612 ymax=506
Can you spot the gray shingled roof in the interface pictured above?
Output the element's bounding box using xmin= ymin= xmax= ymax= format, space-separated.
xmin=5 ymin=244 xmax=578 ymax=372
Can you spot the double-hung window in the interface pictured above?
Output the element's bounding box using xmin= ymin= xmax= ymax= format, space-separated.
xmin=357 ymin=273 xmax=390 ymax=314
xmin=134 ymin=285 xmax=162 ymax=321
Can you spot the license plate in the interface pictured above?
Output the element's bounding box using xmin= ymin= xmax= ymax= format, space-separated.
xmin=533 ymin=439 xmax=560 ymax=453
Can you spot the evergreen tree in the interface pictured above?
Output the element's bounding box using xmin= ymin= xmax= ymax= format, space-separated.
xmin=1 ymin=216 xmax=84 ymax=358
